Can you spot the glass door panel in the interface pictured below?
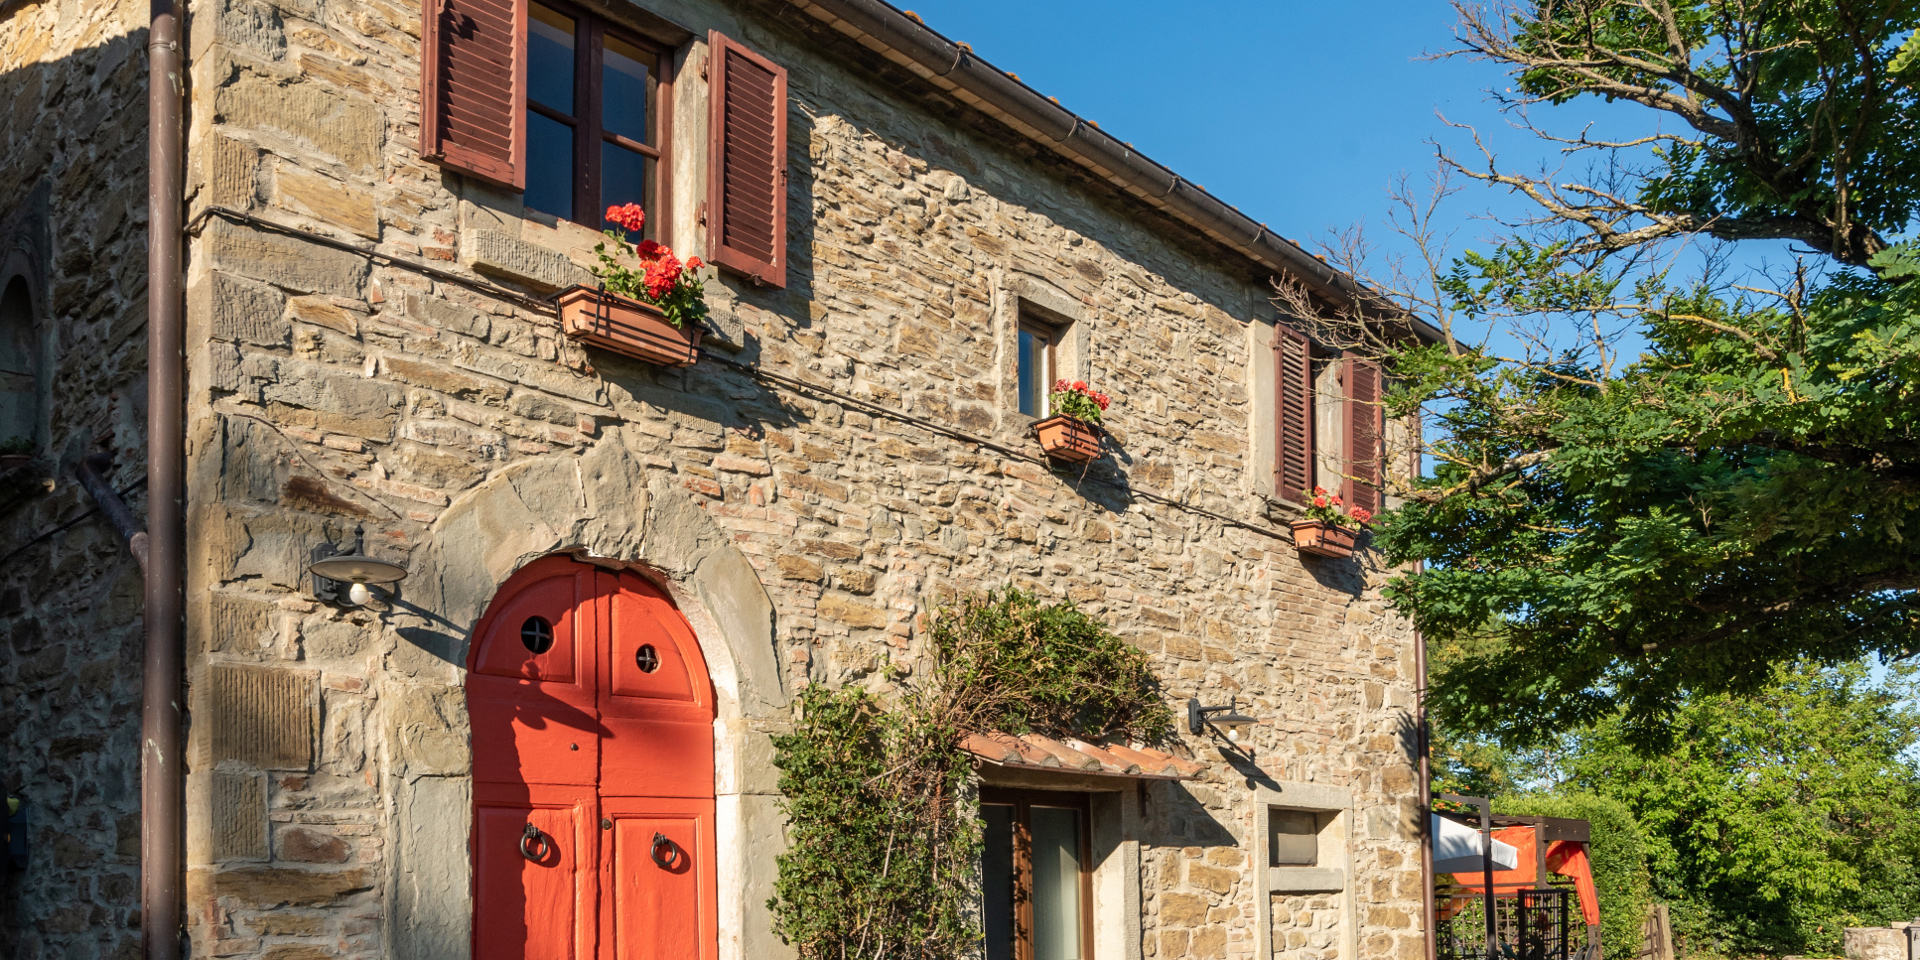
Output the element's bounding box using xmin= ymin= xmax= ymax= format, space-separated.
xmin=1029 ymin=806 xmax=1084 ymax=960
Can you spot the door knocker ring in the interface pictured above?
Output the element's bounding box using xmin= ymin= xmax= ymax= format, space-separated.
xmin=521 ymin=822 xmax=553 ymax=862
xmin=651 ymin=831 xmax=680 ymax=869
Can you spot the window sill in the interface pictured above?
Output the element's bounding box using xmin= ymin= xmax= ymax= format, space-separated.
xmin=1270 ymin=866 xmax=1345 ymax=893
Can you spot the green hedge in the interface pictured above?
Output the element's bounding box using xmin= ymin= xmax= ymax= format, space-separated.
xmin=1496 ymin=794 xmax=1652 ymax=960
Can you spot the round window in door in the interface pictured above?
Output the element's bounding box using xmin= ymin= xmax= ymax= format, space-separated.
xmin=466 ymin=555 xmax=717 ymax=960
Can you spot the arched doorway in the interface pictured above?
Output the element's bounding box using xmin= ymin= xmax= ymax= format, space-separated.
xmin=465 ymin=555 xmax=717 ymax=960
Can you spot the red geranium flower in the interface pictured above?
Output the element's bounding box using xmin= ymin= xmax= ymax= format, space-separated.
xmin=1313 ymin=486 xmax=1326 ymax=496
xmin=1313 ymin=496 xmax=1329 ymax=508
xmin=635 ymin=239 xmax=664 ymax=259
xmin=604 ymin=203 xmax=647 ymax=233
xmin=1072 ymin=380 xmax=1087 ymax=391
xmin=685 ymin=256 xmax=703 ymax=271
xmin=1350 ymin=507 xmax=1373 ymax=524
xmin=642 ymin=251 xmax=683 ymax=299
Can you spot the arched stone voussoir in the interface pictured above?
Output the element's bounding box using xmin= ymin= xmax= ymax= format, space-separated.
xmin=407 ymin=432 xmax=788 ymax=719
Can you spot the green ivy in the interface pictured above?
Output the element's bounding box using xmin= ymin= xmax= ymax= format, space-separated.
xmin=769 ymin=588 xmax=1171 ymax=960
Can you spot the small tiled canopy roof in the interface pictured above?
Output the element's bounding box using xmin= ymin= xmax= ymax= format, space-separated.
xmin=962 ymin=732 xmax=1203 ymax=781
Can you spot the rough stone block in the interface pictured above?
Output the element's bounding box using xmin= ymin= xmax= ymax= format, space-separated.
xmin=1845 ymin=928 xmax=1907 ymax=960
xmin=300 ymin=615 xmax=370 ymax=660
xmin=210 ymin=769 xmax=268 ymax=861
xmin=207 ymin=135 xmax=259 ymax=209
xmin=194 ymin=0 xmax=287 ymax=61
xmin=205 ymin=219 xmax=367 ymax=297
xmin=259 ymin=359 xmax=401 ymax=441
xmin=384 ymin=683 xmax=470 ymax=776
xmin=275 ymin=826 xmax=350 ymax=863
xmin=216 ymin=73 xmax=382 ymax=171
xmin=275 ymin=166 xmax=378 ymax=238
xmin=204 ymin=591 xmax=277 ymax=656
xmin=191 ymin=270 xmax=289 ymax=347
xmin=462 ymin=229 xmax=591 ymax=292
xmin=209 ymin=866 xmax=372 ymax=907
xmin=406 ymin=292 xmax=491 ymax=339
xmin=207 ymin=663 xmax=316 ymax=770
xmin=817 ymin=594 xmax=886 ymax=629
xmin=391 ymin=776 xmax=472 ymax=960
xmin=288 ymin=296 xmax=361 ymax=335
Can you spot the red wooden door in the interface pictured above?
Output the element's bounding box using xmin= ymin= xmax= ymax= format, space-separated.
xmin=469 ymin=556 xmax=717 ymax=960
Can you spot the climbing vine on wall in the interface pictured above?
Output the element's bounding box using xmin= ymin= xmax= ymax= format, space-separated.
xmin=769 ymin=587 xmax=1173 ymax=960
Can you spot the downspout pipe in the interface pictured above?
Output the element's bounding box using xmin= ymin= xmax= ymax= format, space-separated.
xmin=1417 ymin=626 xmax=1435 ymax=960
xmin=145 ymin=0 xmax=187 ymax=957
xmin=788 ymin=0 xmax=1446 ymax=343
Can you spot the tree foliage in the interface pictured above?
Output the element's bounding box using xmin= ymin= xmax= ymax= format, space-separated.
xmin=769 ymin=588 xmax=1169 ymax=960
xmin=1552 ymin=662 xmax=1920 ymax=956
xmin=1307 ymin=0 xmax=1920 ymax=744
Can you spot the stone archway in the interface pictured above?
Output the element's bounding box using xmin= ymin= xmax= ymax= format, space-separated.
xmin=385 ymin=432 xmax=791 ymax=960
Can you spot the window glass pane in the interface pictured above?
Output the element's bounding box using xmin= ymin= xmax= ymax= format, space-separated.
xmin=1030 ymin=806 xmax=1083 ymax=960
xmin=602 ymin=35 xmax=656 ymax=145
xmin=1018 ymin=327 xmax=1049 ymax=417
xmin=525 ymin=111 xmax=574 ymax=220
xmin=600 ymin=141 xmax=654 ymax=227
xmin=981 ymin=804 xmax=1017 ymax=960
xmin=1271 ymin=809 xmax=1319 ymax=866
xmin=527 ymin=4 xmax=575 ymax=113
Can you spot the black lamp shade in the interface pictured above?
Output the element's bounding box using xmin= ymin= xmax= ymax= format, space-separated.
xmin=308 ymin=554 xmax=408 ymax=584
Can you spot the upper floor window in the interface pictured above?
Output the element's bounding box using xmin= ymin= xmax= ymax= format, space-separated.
xmin=524 ymin=1 xmax=670 ymax=233
xmin=981 ymin=788 xmax=1091 ymax=960
xmin=1017 ymin=316 xmax=1058 ymax=418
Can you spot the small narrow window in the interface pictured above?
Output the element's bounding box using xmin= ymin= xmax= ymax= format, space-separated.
xmin=523 ymin=1 xmax=669 ymax=232
xmin=1017 ymin=318 xmax=1057 ymax=418
xmin=0 ymin=277 xmax=35 ymax=449
xmin=1270 ymin=808 xmax=1319 ymax=866
xmin=982 ymin=789 xmax=1092 ymax=960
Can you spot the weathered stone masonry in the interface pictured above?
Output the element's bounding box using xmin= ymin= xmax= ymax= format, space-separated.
xmin=0 ymin=1 xmax=152 ymax=958
xmin=0 ymin=0 xmax=1429 ymax=958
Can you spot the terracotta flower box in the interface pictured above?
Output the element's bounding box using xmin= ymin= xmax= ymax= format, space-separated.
xmin=1292 ymin=520 xmax=1358 ymax=559
xmin=556 ymin=286 xmax=702 ymax=367
xmin=1034 ymin=415 xmax=1101 ymax=462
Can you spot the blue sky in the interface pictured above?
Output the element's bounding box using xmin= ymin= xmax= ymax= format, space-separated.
xmin=901 ymin=0 xmax=1588 ymax=269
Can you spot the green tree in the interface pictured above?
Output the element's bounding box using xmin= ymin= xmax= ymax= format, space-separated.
xmin=1551 ymin=662 xmax=1920 ymax=956
xmin=1292 ymin=0 xmax=1920 ymax=744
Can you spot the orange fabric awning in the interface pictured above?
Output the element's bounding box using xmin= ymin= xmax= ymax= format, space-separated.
xmin=1447 ymin=825 xmax=1601 ymax=926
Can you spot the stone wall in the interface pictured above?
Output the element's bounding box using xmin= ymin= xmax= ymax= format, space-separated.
xmin=165 ymin=0 xmax=1434 ymax=959
xmin=1274 ymin=894 xmax=1346 ymax=960
xmin=0 ymin=1 xmax=153 ymax=958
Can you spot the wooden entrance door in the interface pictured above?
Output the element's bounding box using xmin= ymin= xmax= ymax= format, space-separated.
xmin=467 ymin=556 xmax=717 ymax=960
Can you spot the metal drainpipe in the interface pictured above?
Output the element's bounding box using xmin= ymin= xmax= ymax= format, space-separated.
xmin=145 ymin=0 xmax=187 ymax=957
xmin=1416 ymin=625 xmax=1436 ymax=960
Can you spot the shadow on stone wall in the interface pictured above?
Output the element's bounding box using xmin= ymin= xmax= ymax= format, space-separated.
xmin=0 ymin=11 xmax=152 ymax=959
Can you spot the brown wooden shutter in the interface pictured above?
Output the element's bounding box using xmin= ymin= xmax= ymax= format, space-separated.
xmin=1274 ymin=325 xmax=1314 ymax=501
xmin=1344 ymin=357 xmax=1384 ymax=515
xmin=706 ymin=31 xmax=788 ymax=288
xmin=421 ymin=0 xmax=525 ymax=189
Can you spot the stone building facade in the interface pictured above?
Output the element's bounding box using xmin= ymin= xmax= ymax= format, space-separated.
xmin=0 ymin=0 xmax=1431 ymax=958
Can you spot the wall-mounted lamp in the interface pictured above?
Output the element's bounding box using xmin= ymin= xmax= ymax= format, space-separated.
xmin=309 ymin=536 xmax=408 ymax=607
xmin=1188 ymin=697 xmax=1258 ymax=744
